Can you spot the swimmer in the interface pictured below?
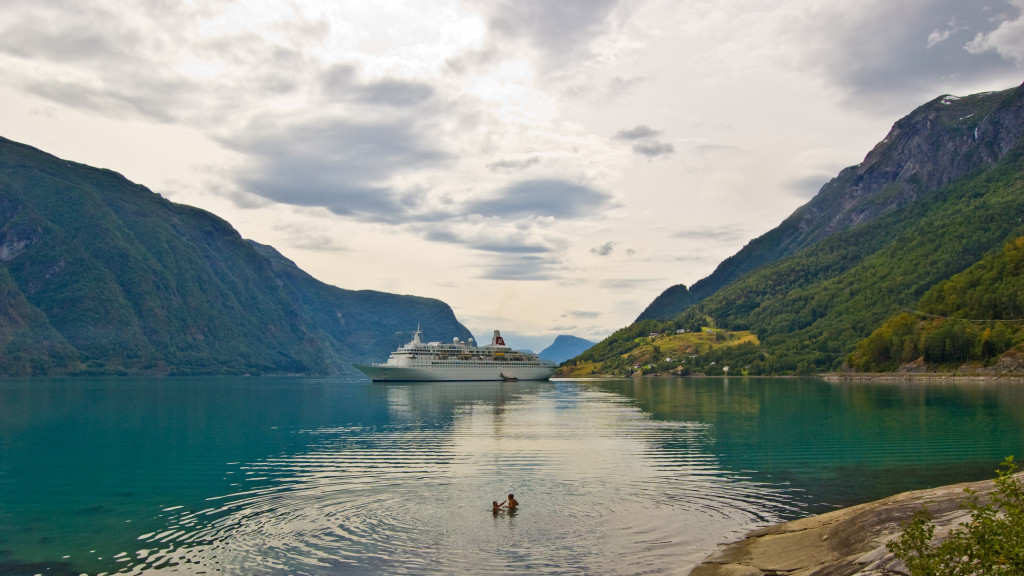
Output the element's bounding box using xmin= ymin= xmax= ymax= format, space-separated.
xmin=506 ymin=493 xmax=518 ymax=510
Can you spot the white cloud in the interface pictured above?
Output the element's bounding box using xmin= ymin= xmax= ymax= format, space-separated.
xmin=964 ymin=0 xmax=1024 ymax=65
xmin=927 ymin=28 xmax=951 ymax=48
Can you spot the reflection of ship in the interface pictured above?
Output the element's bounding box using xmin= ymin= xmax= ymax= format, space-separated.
xmin=355 ymin=326 xmax=556 ymax=382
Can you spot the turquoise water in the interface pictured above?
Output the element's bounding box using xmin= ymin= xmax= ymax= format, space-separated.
xmin=0 ymin=376 xmax=1021 ymax=575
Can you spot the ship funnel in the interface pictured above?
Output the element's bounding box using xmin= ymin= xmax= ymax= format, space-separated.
xmin=491 ymin=330 xmax=506 ymax=347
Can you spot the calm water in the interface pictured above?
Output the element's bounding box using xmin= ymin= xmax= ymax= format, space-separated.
xmin=0 ymin=376 xmax=1022 ymax=575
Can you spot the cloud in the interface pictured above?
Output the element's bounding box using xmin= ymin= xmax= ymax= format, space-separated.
xmin=605 ymin=76 xmax=646 ymax=101
xmin=481 ymin=0 xmax=622 ymax=65
xmin=599 ymin=278 xmax=661 ymax=290
xmin=563 ymin=310 xmax=601 ymax=319
xmin=965 ymin=0 xmax=1024 ymax=65
xmin=481 ymin=254 xmax=561 ymax=281
xmin=613 ymin=124 xmax=675 ymax=158
xmin=613 ymin=125 xmax=661 ymax=140
xmin=673 ymin=229 xmax=747 ymax=243
xmin=799 ymin=0 xmax=1023 ymax=112
xmin=224 ymin=114 xmax=450 ymax=221
xmin=926 ymin=28 xmax=952 ymax=49
xmin=487 ymin=156 xmax=541 ymax=172
xmin=591 ymin=241 xmax=616 ymax=256
xmin=321 ymin=64 xmax=436 ymax=107
xmin=425 ymin=228 xmax=553 ymax=254
xmin=464 ymin=179 xmax=613 ymax=219
xmin=632 ymin=141 xmax=675 ymax=158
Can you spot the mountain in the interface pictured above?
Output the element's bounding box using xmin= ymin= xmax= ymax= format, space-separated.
xmin=539 ymin=335 xmax=595 ymax=364
xmin=0 ymin=135 xmax=471 ymax=376
xmin=574 ymin=83 xmax=1024 ymax=375
xmin=638 ymin=84 xmax=1024 ymax=323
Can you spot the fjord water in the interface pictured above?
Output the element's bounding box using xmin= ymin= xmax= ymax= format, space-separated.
xmin=1 ymin=377 xmax=1022 ymax=575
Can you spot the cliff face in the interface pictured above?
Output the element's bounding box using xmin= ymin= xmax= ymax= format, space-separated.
xmin=638 ymin=83 xmax=1024 ymax=322
xmin=0 ymin=136 xmax=471 ymax=376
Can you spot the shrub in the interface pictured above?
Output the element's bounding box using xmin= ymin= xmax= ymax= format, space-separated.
xmin=887 ymin=456 xmax=1023 ymax=575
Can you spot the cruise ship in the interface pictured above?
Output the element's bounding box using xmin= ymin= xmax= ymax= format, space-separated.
xmin=355 ymin=326 xmax=556 ymax=382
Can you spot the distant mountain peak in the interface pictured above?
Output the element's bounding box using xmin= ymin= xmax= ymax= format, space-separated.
xmin=539 ymin=335 xmax=596 ymax=364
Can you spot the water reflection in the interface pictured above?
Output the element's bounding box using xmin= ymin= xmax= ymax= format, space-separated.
xmin=585 ymin=376 xmax=1024 ymax=509
xmin=120 ymin=379 xmax=791 ymax=575
xmin=1 ymin=377 xmax=1022 ymax=575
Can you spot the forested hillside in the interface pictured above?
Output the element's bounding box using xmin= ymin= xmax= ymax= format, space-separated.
xmin=573 ymin=83 xmax=1024 ymax=375
xmin=0 ymin=136 xmax=471 ymax=376
xmin=849 ymin=236 xmax=1024 ymax=372
xmin=637 ymin=84 xmax=1024 ymax=323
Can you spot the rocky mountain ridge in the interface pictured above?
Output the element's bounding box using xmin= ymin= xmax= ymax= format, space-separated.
xmin=0 ymin=135 xmax=471 ymax=376
xmin=639 ymin=83 xmax=1024 ymax=322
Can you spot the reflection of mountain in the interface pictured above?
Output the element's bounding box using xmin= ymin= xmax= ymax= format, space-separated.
xmin=0 ymin=136 xmax=470 ymax=375
xmin=584 ymin=377 xmax=1024 ymax=511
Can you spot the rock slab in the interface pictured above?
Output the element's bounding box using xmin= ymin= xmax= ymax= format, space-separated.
xmin=688 ymin=477 xmax=1002 ymax=576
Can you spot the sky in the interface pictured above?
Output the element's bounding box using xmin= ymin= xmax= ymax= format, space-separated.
xmin=1 ymin=0 xmax=1022 ymax=352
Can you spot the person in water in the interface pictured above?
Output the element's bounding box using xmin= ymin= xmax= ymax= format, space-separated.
xmin=492 ymin=499 xmax=506 ymax=512
xmin=506 ymin=493 xmax=518 ymax=510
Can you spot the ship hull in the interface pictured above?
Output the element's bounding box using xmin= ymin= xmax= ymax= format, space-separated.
xmin=354 ymin=363 xmax=556 ymax=382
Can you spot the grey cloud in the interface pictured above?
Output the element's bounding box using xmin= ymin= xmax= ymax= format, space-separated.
xmin=563 ymin=310 xmax=601 ymax=319
xmin=633 ymin=141 xmax=675 ymax=158
xmin=801 ymin=0 xmax=1023 ymax=113
xmin=0 ymin=4 xmax=201 ymax=123
xmin=423 ymin=228 xmax=552 ymax=254
xmin=481 ymin=0 xmax=621 ymax=64
xmin=321 ymin=64 xmax=436 ymax=107
xmin=613 ymin=125 xmax=661 ymax=140
xmin=465 ymin=179 xmax=613 ymax=219
xmin=613 ymin=124 xmax=676 ymax=158
xmin=225 ymin=115 xmax=450 ymax=221
xmin=0 ymin=3 xmax=319 ymax=125
xmin=599 ymin=278 xmax=660 ymax=290
xmin=0 ymin=3 xmax=133 ymax=64
xmin=606 ymin=76 xmax=646 ymax=101
xmin=591 ymin=241 xmax=616 ymax=256
xmin=673 ymin=229 xmax=746 ymax=243
xmin=481 ymin=254 xmax=559 ymax=281
xmin=421 ymin=225 xmax=555 ymax=254
xmin=475 ymin=242 xmax=552 ymax=254
xmin=487 ymin=156 xmax=541 ymax=172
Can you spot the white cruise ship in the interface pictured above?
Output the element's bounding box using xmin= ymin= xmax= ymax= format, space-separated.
xmin=355 ymin=326 xmax=556 ymax=382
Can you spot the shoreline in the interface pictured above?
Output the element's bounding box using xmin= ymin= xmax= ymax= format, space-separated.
xmin=822 ymin=372 xmax=1024 ymax=384
xmin=687 ymin=476 xmax=1005 ymax=576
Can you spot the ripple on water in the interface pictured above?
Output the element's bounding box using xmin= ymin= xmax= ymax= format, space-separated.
xmin=119 ymin=391 xmax=798 ymax=576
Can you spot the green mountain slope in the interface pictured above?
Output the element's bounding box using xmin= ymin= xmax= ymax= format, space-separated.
xmin=638 ymin=84 xmax=1024 ymax=322
xmin=849 ymin=236 xmax=1024 ymax=372
xmin=580 ymin=83 xmax=1024 ymax=375
xmin=0 ymin=136 xmax=470 ymax=376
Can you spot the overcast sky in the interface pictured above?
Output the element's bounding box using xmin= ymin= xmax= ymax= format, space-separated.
xmin=1 ymin=0 xmax=1022 ymax=352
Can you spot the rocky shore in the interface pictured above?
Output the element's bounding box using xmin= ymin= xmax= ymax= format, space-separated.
xmin=822 ymin=373 xmax=1024 ymax=384
xmin=687 ymin=476 xmax=1003 ymax=576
